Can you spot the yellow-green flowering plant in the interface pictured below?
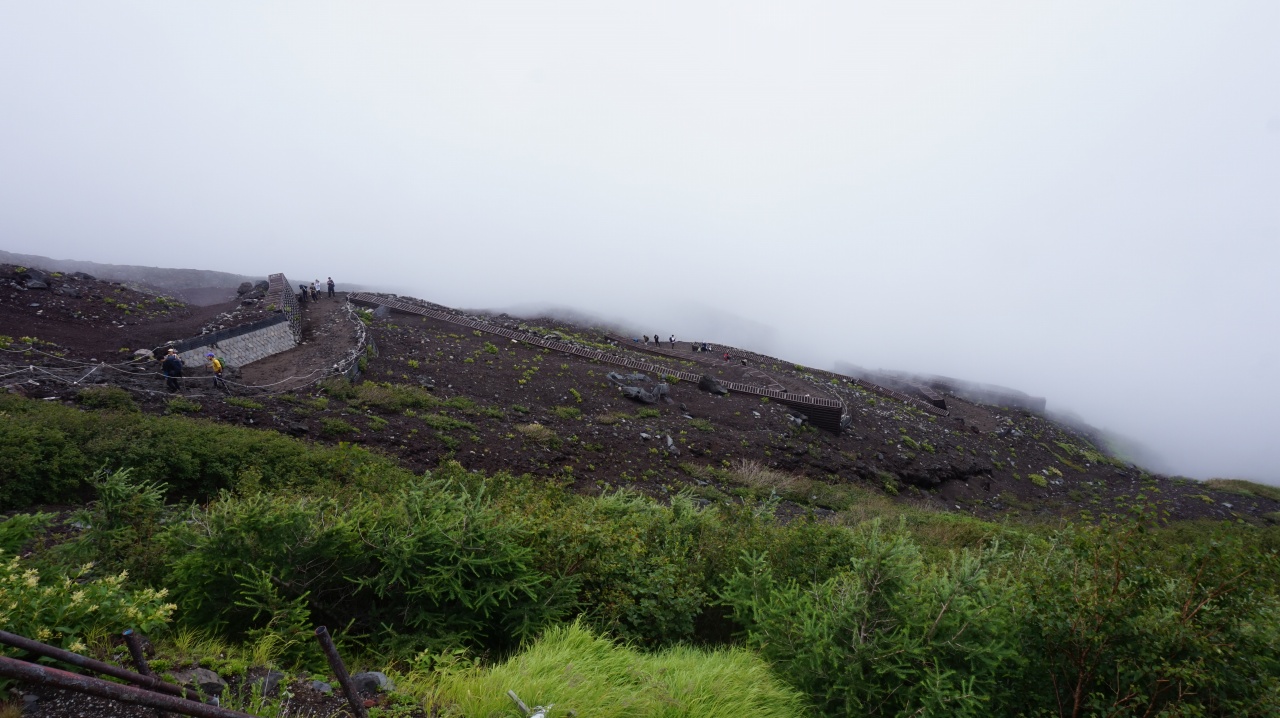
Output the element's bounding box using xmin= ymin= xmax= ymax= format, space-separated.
xmin=0 ymin=551 xmax=176 ymax=655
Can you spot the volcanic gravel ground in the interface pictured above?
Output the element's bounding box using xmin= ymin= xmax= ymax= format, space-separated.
xmin=4 ymin=270 xmax=1278 ymax=528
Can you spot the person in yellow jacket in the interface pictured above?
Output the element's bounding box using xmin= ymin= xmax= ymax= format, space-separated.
xmin=206 ymin=353 xmax=229 ymax=393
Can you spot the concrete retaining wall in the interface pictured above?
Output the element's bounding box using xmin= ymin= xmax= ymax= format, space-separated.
xmin=162 ymin=272 xmax=302 ymax=370
xmin=170 ymin=314 xmax=297 ymax=368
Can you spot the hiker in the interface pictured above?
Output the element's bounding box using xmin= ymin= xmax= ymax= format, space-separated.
xmin=298 ymin=284 xmax=309 ymax=305
xmin=702 ymin=342 xmax=709 ymax=352
xmin=206 ymin=352 xmax=229 ymax=393
xmin=669 ymin=334 xmax=675 ymax=348
xmin=161 ymin=348 xmax=183 ymax=393
xmin=723 ymin=351 xmax=731 ymax=363
xmin=311 ymin=280 xmax=320 ymax=302
xmin=643 ymin=335 xmax=649 ymax=345
xmin=327 ymin=277 xmax=335 ymax=299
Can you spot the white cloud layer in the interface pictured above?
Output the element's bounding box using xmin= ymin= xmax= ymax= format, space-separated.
xmin=2 ymin=2 xmax=1277 ymax=480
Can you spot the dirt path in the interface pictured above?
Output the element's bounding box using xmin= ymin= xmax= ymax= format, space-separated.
xmin=236 ymin=293 xmax=360 ymax=393
xmin=603 ymin=333 xmax=838 ymax=400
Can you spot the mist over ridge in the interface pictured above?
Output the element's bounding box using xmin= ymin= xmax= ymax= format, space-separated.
xmin=2 ymin=2 xmax=1277 ymax=482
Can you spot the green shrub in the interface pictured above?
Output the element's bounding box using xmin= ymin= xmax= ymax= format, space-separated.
xmin=689 ymin=418 xmax=714 ymax=432
xmin=636 ymin=408 xmax=661 ymax=419
xmin=1028 ymin=473 xmax=1048 ymax=487
xmin=516 ymin=423 xmax=555 ymax=443
xmin=76 ymin=386 xmax=137 ymax=412
xmin=0 ymin=393 xmax=416 ymax=510
xmin=165 ymin=397 xmax=201 ymax=414
xmin=1204 ymin=478 xmax=1280 ymax=502
xmin=420 ymin=414 xmax=475 ymax=432
xmin=320 ymin=418 xmax=359 ymax=437
xmin=59 ymin=468 xmax=171 ymax=582
xmin=0 ymin=513 xmax=54 ymax=555
xmin=224 ymin=397 xmax=264 ymax=411
xmin=350 ymin=381 xmax=439 ymax=413
xmin=552 ymin=406 xmax=581 ymax=420
xmin=722 ymin=519 xmax=1280 ymax=717
xmin=721 ymin=519 xmax=1018 ymax=716
xmin=162 ymin=470 xmax=564 ymax=656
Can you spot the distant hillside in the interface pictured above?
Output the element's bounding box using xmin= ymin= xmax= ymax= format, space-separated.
xmin=0 ymin=250 xmax=257 ymax=297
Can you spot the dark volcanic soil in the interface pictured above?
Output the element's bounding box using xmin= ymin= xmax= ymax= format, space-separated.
xmin=3 ymin=262 xmax=1278 ymax=529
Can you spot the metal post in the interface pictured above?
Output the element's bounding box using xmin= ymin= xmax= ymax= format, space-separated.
xmin=314 ymin=626 xmax=368 ymax=718
xmin=0 ymin=629 xmax=198 ymax=701
xmin=0 ymin=656 xmax=255 ymax=718
xmin=124 ymin=629 xmax=171 ymax=718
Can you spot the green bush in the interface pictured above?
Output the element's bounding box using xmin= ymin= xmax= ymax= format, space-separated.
xmin=161 ymin=468 xmax=566 ymax=657
xmin=57 ymin=468 xmax=171 ymax=583
xmin=420 ymin=414 xmax=475 ymax=432
xmin=0 ymin=512 xmax=54 ymax=555
xmin=165 ymin=397 xmax=201 ymax=414
xmin=722 ymin=519 xmax=1280 ymax=717
xmin=0 ymin=393 xmax=416 ymax=510
xmin=721 ymin=520 xmax=1018 ymax=716
xmin=223 ymin=397 xmax=264 ymax=411
xmin=319 ymin=418 xmax=359 ymax=437
xmin=76 ymin=386 xmax=137 ymax=412
xmin=348 ymin=381 xmax=439 ymax=412
xmin=552 ymin=406 xmax=581 ymax=420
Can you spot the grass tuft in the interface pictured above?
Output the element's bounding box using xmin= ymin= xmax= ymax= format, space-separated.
xmin=1204 ymin=479 xmax=1280 ymax=503
xmin=406 ymin=621 xmax=804 ymax=718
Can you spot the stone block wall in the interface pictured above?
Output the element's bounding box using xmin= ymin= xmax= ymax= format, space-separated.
xmin=170 ymin=314 xmax=297 ymax=368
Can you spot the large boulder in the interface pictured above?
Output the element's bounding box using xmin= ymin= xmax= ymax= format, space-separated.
xmin=698 ymin=375 xmax=729 ymax=395
xmin=253 ymin=280 xmax=270 ymax=292
xmin=621 ymin=383 xmax=669 ymax=404
xmin=236 ymin=281 xmax=254 ymax=295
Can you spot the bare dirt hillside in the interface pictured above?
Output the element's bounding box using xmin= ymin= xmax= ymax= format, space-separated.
xmin=2 ymin=262 xmax=1276 ymax=526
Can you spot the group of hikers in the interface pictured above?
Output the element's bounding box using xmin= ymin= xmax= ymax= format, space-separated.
xmin=641 ymin=334 xmax=678 ymax=348
xmin=298 ymin=277 xmax=336 ymax=305
xmin=159 ymin=348 xmax=227 ymax=394
xmin=633 ymin=335 xmax=733 ymax=362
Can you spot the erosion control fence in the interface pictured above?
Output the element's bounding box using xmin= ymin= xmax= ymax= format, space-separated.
xmin=347 ymin=293 xmax=847 ymax=431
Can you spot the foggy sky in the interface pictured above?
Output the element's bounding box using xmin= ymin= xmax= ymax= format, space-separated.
xmin=2 ymin=2 xmax=1277 ymax=481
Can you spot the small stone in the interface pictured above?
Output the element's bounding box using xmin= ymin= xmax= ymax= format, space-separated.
xmin=351 ymin=671 xmax=394 ymax=694
xmin=640 ymin=432 xmax=651 ymax=440
xmin=309 ymin=680 xmax=333 ymax=695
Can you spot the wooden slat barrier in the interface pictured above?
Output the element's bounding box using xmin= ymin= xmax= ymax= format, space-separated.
xmin=347 ymin=293 xmax=848 ymax=431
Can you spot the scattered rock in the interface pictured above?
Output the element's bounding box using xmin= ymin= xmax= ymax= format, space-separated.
xmin=237 ymin=281 xmax=254 ymax=295
xmin=25 ymin=280 xmax=48 ymax=290
xmin=250 ymin=669 xmax=287 ymax=697
xmin=171 ymin=667 xmax=228 ymax=699
xmin=373 ymin=305 xmax=392 ymax=319
xmin=351 ymin=671 xmax=394 ymax=694
xmin=640 ymin=432 xmax=652 ymax=440
xmin=309 ymin=680 xmax=333 ymax=695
